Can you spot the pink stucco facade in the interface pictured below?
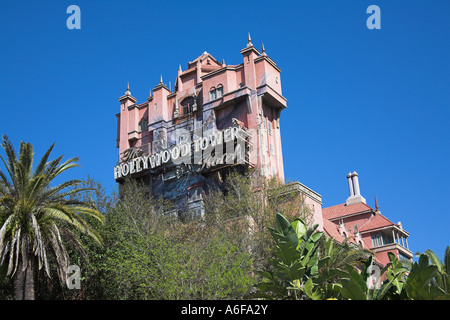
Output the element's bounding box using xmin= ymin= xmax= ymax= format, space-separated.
xmin=116 ymin=38 xmax=286 ymax=182
xmin=114 ymin=37 xmax=307 ymax=219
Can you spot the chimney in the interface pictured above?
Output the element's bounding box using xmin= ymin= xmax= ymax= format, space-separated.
xmin=346 ymin=171 xmax=366 ymax=206
xmin=347 ymin=172 xmax=354 ymax=196
xmin=352 ymin=171 xmax=361 ymax=195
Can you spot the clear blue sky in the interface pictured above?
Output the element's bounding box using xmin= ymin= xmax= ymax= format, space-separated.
xmin=1 ymin=1 xmax=449 ymax=260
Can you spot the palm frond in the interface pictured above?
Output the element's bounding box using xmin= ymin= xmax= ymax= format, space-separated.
xmin=33 ymin=142 xmax=55 ymax=177
xmin=0 ymin=215 xmax=14 ymax=253
xmin=72 ymin=206 xmax=106 ymax=223
xmin=49 ymin=224 xmax=69 ymax=282
xmin=31 ymin=213 xmax=50 ymax=277
xmin=1 ymin=135 xmax=17 ymax=182
xmin=0 ymin=154 xmax=17 ymax=193
xmin=18 ymin=141 xmax=34 ymax=182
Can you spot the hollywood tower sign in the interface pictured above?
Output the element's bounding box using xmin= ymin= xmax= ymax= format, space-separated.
xmin=114 ymin=125 xmax=248 ymax=179
xmin=115 ymin=35 xmax=287 ymax=217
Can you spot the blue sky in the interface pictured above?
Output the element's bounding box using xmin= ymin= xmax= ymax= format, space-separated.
xmin=0 ymin=1 xmax=449 ymax=260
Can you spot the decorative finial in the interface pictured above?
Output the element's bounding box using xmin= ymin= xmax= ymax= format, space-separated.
xmin=247 ymin=33 xmax=252 ymax=46
xmin=160 ymin=74 xmax=163 ymax=84
xmin=148 ymin=89 xmax=152 ymax=98
xmin=179 ymin=64 xmax=182 ymax=72
xmin=374 ymin=194 xmax=379 ymax=212
xmin=125 ymin=82 xmax=131 ymax=95
xmin=261 ymin=43 xmax=266 ymax=56
xmin=222 ymin=58 xmax=225 ymax=66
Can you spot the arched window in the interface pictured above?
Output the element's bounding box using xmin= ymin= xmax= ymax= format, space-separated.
xmin=216 ymin=84 xmax=223 ymax=98
xmin=209 ymin=84 xmax=224 ymax=101
xmin=209 ymin=87 xmax=216 ymax=101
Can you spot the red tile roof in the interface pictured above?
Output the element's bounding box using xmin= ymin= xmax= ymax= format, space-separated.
xmin=322 ymin=219 xmax=356 ymax=244
xmin=359 ymin=213 xmax=394 ymax=232
xmin=323 ymin=219 xmax=345 ymax=243
xmin=322 ymin=202 xmax=373 ymax=220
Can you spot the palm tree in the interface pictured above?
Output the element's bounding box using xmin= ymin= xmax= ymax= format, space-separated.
xmin=0 ymin=135 xmax=105 ymax=300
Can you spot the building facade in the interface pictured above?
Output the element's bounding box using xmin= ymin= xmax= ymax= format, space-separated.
xmin=114 ymin=37 xmax=411 ymax=281
xmin=115 ymin=36 xmax=291 ymax=218
xmin=322 ymin=171 xmax=413 ymax=287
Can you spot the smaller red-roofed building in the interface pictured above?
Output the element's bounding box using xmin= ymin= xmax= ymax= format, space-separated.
xmin=322 ymin=171 xmax=413 ymax=287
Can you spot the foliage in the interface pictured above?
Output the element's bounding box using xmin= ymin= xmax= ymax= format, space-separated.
xmin=418 ymin=247 xmax=450 ymax=296
xmin=3 ymin=141 xmax=449 ymax=302
xmin=338 ymin=249 xmax=450 ymax=300
xmin=82 ymin=171 xmax=318 ymax=300
xmin=400 ymin=249 xmax=450 ymax=300
xmin=0 ymin=136 xmax=104 ymax=299
xmin=254 ymin=213 xmax=329 ymax=299
xmin=315 ymin=237 xmax=371 ymax=299
xmin=91 ymin=178 xmax=254 ymax=300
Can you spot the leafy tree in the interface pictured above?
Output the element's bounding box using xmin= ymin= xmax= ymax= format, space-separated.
xmin=0 ymin=136 xmax=104 ymax=300
xmin=337 ymin=249 xmax=450 ymax=300
xmin=418 ymin=247 xmax=450 ymax=296
xmin=315 ymin=237 xmax=372 ymax=299
xmin=337 ymin=253 xmax=407 ymax=300
xmin=255 ymin=213 xmax=329 ymax=300
xmin=401 ymin=250 xmax=450 ymax=300
xmin=94 ymin=178 xmax=254 ymax=300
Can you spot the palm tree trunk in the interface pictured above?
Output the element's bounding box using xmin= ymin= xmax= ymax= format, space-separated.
xmin=12 ymin=254 xmax=35 ymax=300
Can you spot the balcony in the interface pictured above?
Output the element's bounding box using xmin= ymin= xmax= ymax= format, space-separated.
xmin=370 ymin=229 xmax=413 ymax=259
